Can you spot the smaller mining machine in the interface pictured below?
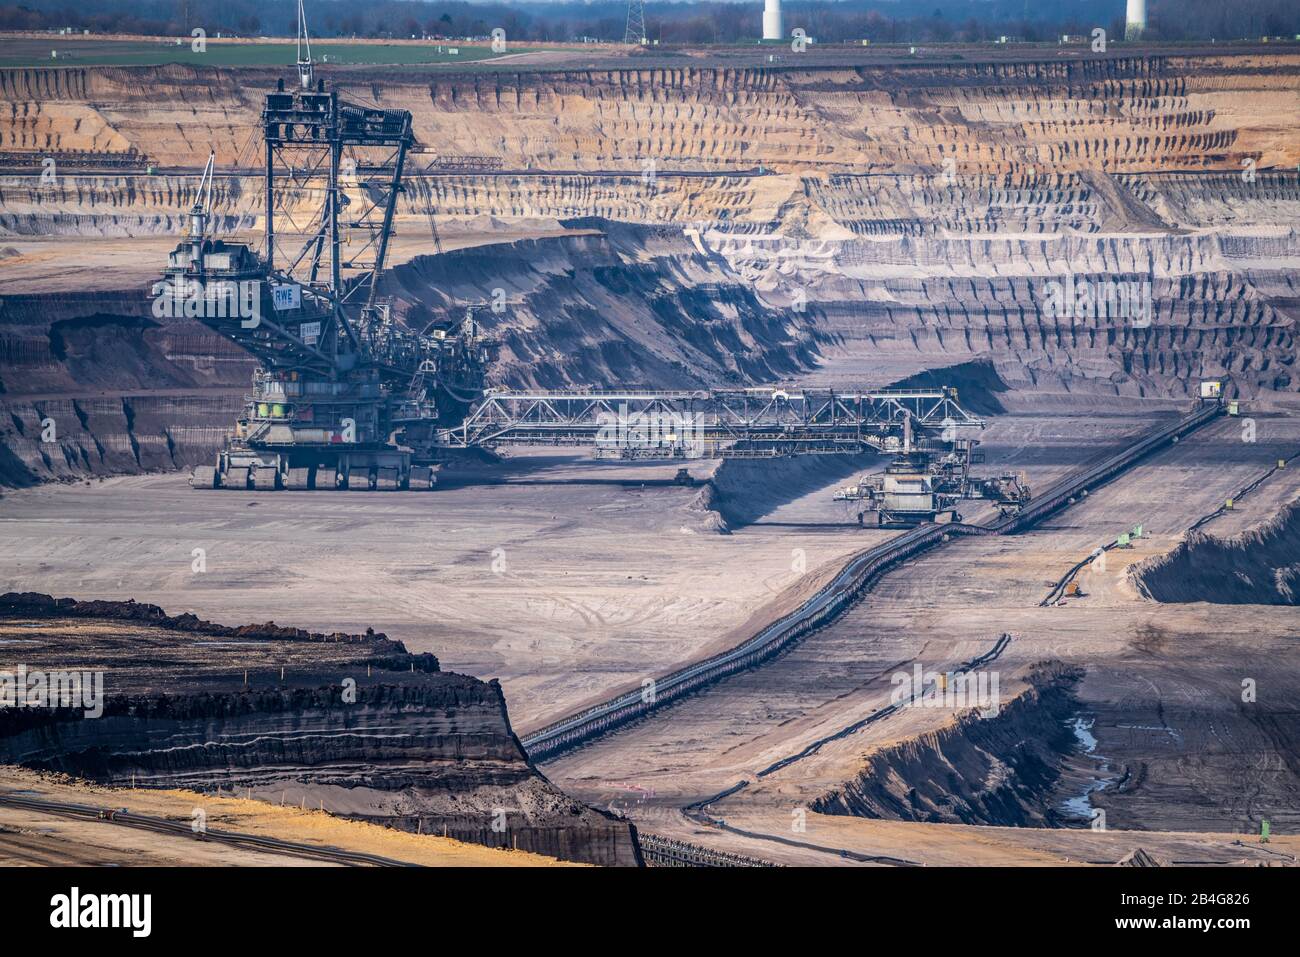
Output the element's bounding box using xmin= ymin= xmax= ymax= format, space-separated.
xmin=170 ymin=1 xmax=491 ymax=491
xmin=834 ymin=412 xmax=1030 ymax=526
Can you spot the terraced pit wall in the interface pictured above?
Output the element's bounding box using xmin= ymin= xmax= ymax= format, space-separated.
xmin=4 ymin=56 xmax=1297 ymax=172
xmin=0 ymin=683 xmax=638 ymax=866
xmin=2 ymin=53 xmax=1298 ymax=485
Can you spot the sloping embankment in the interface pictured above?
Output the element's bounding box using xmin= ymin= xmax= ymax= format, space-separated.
xmin=704 ymin=451 xmax=874 ymax=529
xmin=0 ymin=223 xmax=826 ymax=488
xmin=1130 ymin=498 xmax=1300 ymax=605
xmin=812 ymin=667 xmax=1084 ymax=826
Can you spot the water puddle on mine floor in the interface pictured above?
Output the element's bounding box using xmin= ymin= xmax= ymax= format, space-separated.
xmin=1059 ymin=715 xmax=1116 ymax=823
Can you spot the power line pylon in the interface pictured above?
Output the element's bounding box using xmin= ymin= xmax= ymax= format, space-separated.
xmin=624 ymin=0 xmax=646 ymax=46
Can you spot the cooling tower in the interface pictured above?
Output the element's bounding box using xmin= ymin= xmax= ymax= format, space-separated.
xmin=763 ymin=0 xmax=782 ymax=41
xmin=1125 ymin=0 xmax=1146 ymax=40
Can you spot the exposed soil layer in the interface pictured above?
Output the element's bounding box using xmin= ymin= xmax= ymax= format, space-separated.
xmin=0 ymin=290 xmax=252 ymax=487
xmin=1073 ymin=622 xmax=1300 ymax=834
xmin=385 ymin=224 xmax=824 ymax=390
xmin=0 ymin=225 xmax=827 ymax=487
xmin=0 ymin=595 xmax=639 ymax=866
xmin=0 ymin=461 xmax=875 ymax=733
xmin=3 ymin=55 xmax=1296 ymax=172
xmin=0 ymin=591 xmax=431 ymax=660
xmin=8 ymin=199 xmax=1297 ymax=487
xmin=0 ymin=765 xmax=581 ymax=866
xmin=812 ymin=667 xmax=1085 ymax=827
xmin=707 ymin=451 xmax=875 ymax=529
xmin=1131 ymin=498 xmax=1300 ymax=604
xmin=3 ymin=51 xmax=1300 ymax=866
xmin=3 ymin=53 xmax=1299 ymax=486
xmin=880 ymin=360 xmax=1010 ymax=416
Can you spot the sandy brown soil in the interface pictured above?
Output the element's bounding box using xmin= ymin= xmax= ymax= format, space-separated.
xmin=0 ymin=229 xmax=600 ymax=296
xmin=2 ymin=46 xmax=1298 ymax=868
xmin=0 ymin=598 xmax=640 ymax=865
xmin=647 ymin=808 xmax=1300 ymax=867
xmin=5 ymin=52 xmax=1297 ymax=171
xmin=0 ymin=767 xmax=578 ymax=866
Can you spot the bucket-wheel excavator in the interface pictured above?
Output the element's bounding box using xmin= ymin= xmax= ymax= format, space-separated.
xmin=165 ymin=0 xmax=491 ymax=491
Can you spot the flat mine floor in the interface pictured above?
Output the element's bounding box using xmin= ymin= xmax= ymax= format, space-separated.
xmin=0 ymin=410 xmax=1176 ymax=731
xmin=0 ymin=450 xmax=870 ymax=731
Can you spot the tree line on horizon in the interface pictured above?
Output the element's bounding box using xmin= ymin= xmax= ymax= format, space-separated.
xmin=2 ymin=0 xmax=1297 ymax=46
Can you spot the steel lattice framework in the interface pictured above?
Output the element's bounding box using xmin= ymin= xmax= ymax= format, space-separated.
xmin=261 ymin=84 xmax=413 ymax=361
xmin=624 ymin=0 xmax=647 ymax=45
xmin=439 ymin=387 xmax=982 ymax=458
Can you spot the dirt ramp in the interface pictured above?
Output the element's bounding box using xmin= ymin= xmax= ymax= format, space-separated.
xmin=1131 ymin=498 xmax=1300 ymax=605
xmin=812 ymin=667 xmax=1085 ymax=827
xmin=383 ymin=225 xmax=824 ymax=391
xmin=881 ymin=359 xmax=1010 ymax=416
